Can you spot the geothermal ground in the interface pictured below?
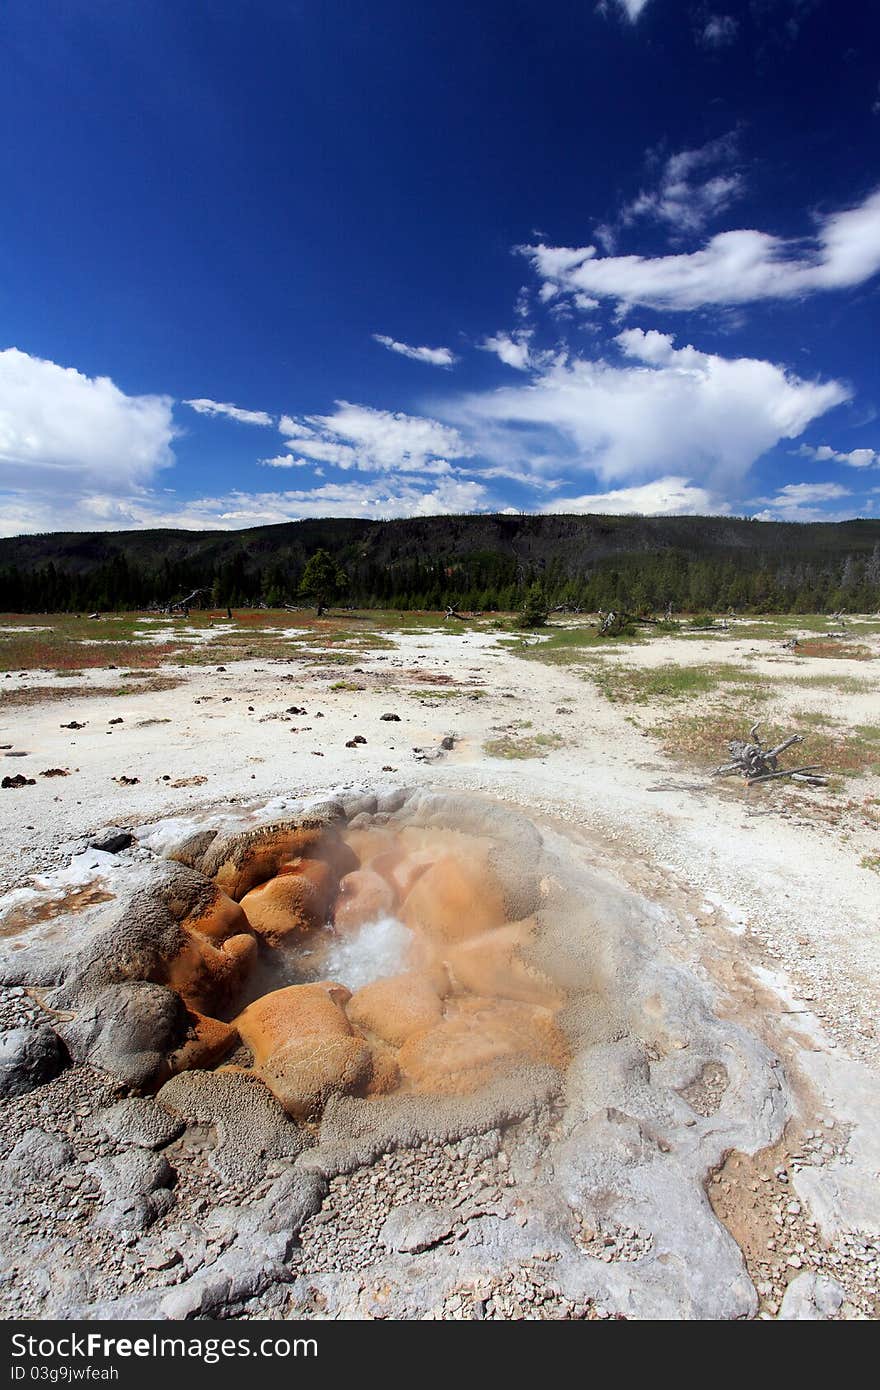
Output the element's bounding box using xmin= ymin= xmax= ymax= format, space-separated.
xmin=0 ymin=610 xmax=878 ymax=1321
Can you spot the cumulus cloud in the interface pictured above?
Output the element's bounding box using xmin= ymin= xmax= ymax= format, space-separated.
xmin=278 ymin=401 xmax=469 ymax=474
xmin=480 ymin=331 xmax=534 ymax=371
xmin=0 ymin=347 xmax=175 ymax=523
xmin=541 ymin=476 xmax=719 ymax=516
xmin=372 ymin=334 xmax=457 ymax=367
xmin=797 ymin=442 xmax=879 ymax=468
xmin=183 ymin=397 xmax=274 ymax=426
xmin=527 ymin=187 xmax=880 ymax=312
xmin=618 ymin=135 xmax=743 ymax=236
xmin=448 ymin=329 xmax=848 ymax=494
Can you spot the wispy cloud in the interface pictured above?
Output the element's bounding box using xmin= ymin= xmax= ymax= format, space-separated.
xmin=278 ymin=401 xmax=469 ymax=474
xmin=751 ymin=480 xmax=855 ymax=522
xmin=701 ymin=15 xmax=738 ymax=48
xmin=0 ymin=475 xmax=493 ymax=536
xmin=183 ymin=397 xmax=274 ymax=426
xmin=605 ymin=0 xmax=652 ymax=21
xmin=372 ymin=334 xmax=457 ymax=367
xmin=527 ymin=187 xmax=880 ymax=312
xmin=618 ymin=135 xmax=744 ymax=236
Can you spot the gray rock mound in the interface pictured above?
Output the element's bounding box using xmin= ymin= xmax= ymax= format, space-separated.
xmin=2 ymin=1128 xmax=75 ymax=1184
xmin=88 ymin=1148 xmax=175 ymax=1234
xmin=95 ymin=1097 xmax=184 ymax=1150
xmin=156 ymin=1069 xmax=309 ymax=1185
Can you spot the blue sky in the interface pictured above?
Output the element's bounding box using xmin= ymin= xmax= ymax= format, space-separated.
xmin=1 ymin=0 xmax=879 ymax=535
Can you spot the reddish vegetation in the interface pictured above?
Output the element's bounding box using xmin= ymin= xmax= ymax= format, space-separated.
xmin=0 ymin=638 xmax=177 ymax=671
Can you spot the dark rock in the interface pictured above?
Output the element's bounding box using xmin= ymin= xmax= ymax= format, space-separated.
xmin=89 ymin=828 xmax=134 ymax=854
xmin=0 ymin=1025 xmax=66 ymax=1097
xmin=57 ymin=982 xmax=187 ymax=1090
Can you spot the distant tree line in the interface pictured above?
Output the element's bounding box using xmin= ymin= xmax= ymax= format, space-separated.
xmin=1 ymin=540 xmax=879 ymax=615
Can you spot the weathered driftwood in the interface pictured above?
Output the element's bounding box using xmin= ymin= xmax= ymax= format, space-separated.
xmin=713 ymin=721 xmax=827 ymax=786
xmin=597 ymin=609 xmax=663 ymax=636
xmin=165 ymin=586 xmax=211 ymax=615
xmin=444 ymin=605 xmax=466 ymax=621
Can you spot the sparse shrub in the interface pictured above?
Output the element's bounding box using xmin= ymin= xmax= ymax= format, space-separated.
xmin=514 ymin=583 xmax=549 ymax=630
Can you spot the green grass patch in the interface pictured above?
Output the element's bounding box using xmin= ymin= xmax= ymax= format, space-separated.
xmin=502 ymin=624 xmax=646 ymax=665
xmin=483 ymin=731 xmax=564 ymax=759
xmin=586 ymin=661 xmax=771 ymax=704
xmin=408 ymin=687 xmax=487 ymax=701
xmin=787 ymin=673 xmax=873 ymax=692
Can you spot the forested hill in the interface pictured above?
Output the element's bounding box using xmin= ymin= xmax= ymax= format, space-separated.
xmin=2 ymin=513 xmax=880 ymax=614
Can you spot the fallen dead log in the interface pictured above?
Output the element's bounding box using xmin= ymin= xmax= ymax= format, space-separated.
xmin=712 ymin=721 xmax=827 ymax=786
xmin=165 ymin=587 xmax=211 ymax=615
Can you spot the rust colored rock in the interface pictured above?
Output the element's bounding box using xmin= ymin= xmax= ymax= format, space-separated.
xmin=372 ymin=848 xmax=435 ymax=904
xmin=235 ymin=981 xmax=375 ymax=1119
xmin=334 ymin=867 xmax=397 ymax=931
xmin=165 ymin=887 xmax=256 ymax=1015
xmin=402 ymin=853 xmax=507 ymax=947
xmin=236 ymin=981 xmax=354 ymax=1062
xmin=342 ymin=827 xmax=398 ymax=868
xmin=346 ymin=972 xmax=444 ymax=1048
xmin=206 ymin=823 xmax=356 ymax=901
xmin=397 ymin=997 xmax=567 ymax=1095
xmin=240 ymin=859 xmax=336 ymax=945
xmin=364 ymin=1044 xmax=401 ymax=1096
xmin=444 ymin=920 xmax=563 ymax=1009
xmin=168 ymin=1012 xmax=238 ymax=1073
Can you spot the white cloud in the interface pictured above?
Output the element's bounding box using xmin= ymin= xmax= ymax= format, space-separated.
xmin=527 ymin=187 xmax=880 ymax=312
xmin=751 ymin=481 xmax=856 ymax=522
xmin=620 ymin=136 xmax=743 ymax=235
xmin=278 ymin=401 xmax=469 ymax=474
xmin=773 ymin=482 xmax=851 ymax=504
xmin=149 ymin=478 xmax=487 ymax=526
xmin=0 ymin=474 xmax=493 ymax=537
xmin=797 ymin=442 xmax=879 ymax=468
xmin=183 ymin=397 xmax=274 ymax=426
xmin=0 ymin=348 xmax=175 ymax=525
xmin=701 ymin=15 xmax=738 ymax=48
xmin=260 ymin=454 xmax=313 ymax=468
xmin=541 ymin=476 xmax=719 ymax=516
xmin=372 ymin=334 xmax=457 ymax=367
xmin=613 ymin=0 xmax=652 ymax=19
xmin=481 ymin=332 xmax=533 ymax=371
xmin=449 ymin=329 xmax=848 ymax=494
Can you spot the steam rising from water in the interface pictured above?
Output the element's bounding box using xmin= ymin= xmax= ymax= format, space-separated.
xmin=304 ymin=915 xmax=411 ymax=990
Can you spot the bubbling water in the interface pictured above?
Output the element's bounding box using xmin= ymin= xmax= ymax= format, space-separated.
xmin=299 ymin=914 xmax=412 ymax=991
